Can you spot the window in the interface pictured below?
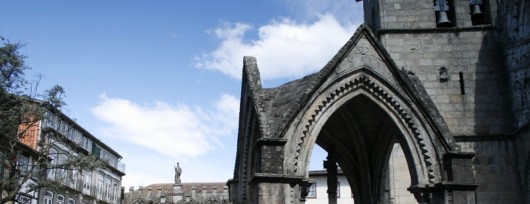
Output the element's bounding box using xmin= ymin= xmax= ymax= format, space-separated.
xmin=69 ymin=169 xmax=78 ymax=188
xmin=83 ymin=171 xmax=92 ymax=194
xmin=57 ymin=195 xmax=64 ymax=204
xmin=336 ymin=182 xmax=340 ymax=198
xmin=113 ymin=181 xmax=120 ymax=203
xmin=97 ymin=173 xmax=104 ymax=199
xmin=17 ymin=154 xmax=29 ymax=174
xmin=67 ymin=198 xmax=75 ymax=204
xmin=44 ymin=191 xmax=53 ymax=204
xmin=72 ymin=129 xmax=82 ymax=145
xmin=105 ymin=177 xmax=112 ymax=200
xmin=107 ymin=155 xmax=118 ymax=168
xmin=18 ymin=195 xmax=31 ymax=204
xmin=58 ymin=155 xmax=69 ymax=182
xmin=434 ymin=0 xmax=454 ymax=27
xmin=92 ymin=145 xmax=101 ymax=157
xmin=81 ymin=136 xmax=92 ymax=151
xmin=307 ymin=182 xmax=316 ymax=198
xmin=48 ymin=149 xmax=58 ymax=179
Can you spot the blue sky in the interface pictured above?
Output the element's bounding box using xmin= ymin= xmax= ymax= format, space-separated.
xmin=1 ymin=1 xmax=364 ymax=188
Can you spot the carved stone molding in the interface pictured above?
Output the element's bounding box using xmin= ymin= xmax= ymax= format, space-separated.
xmin=292 ymin=72 xmax=437 ymax=183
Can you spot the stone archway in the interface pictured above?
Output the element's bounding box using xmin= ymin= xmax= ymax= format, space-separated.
xmin=229 ymin=25 xmax=478 ymax=204
xmin=284 ymin=69 xmax=444 ymax=203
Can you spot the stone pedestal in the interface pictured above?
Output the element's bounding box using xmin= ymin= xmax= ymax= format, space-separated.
xmin=173 ymin=184 xmax=183 ymax=202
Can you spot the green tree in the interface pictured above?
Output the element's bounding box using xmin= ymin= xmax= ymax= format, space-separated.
xmin=0 ymin=36 xmax=105 ymax=204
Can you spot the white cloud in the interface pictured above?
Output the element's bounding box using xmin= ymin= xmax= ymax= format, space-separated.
xmin=195 ymin=14 xmax=359 ymax=80
xmin=91 ymin=93 xmax=239 ymax=160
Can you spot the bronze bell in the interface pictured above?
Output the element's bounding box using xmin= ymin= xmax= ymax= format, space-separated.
xmin=437 ymin=11 xmax=451 ymax=26
xmin=472 ymin=4 xmax=483 ymax=16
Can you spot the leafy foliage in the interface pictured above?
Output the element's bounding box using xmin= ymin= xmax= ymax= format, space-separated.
xmin=0 ymin=39 xmax=25 ymax=94
xmin=0 ymin=36 xmax=106 ymax=204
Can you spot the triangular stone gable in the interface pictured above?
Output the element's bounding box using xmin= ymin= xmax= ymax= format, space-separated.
xmin=325 ymin=26 xmax=406 ymax=93
xmin=240 ymin=24 xmax=454 ymax=148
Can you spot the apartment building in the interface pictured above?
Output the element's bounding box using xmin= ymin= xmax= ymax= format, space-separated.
xmin=0 ymin=102 xmax=125 ymax=204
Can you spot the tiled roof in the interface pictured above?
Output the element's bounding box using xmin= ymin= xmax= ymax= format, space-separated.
xmin=128 ymin=182 xmax=228 ymax=195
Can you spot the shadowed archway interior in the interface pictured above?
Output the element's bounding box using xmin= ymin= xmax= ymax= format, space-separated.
xmin=316 ymin=95 xmax=409 ymax=203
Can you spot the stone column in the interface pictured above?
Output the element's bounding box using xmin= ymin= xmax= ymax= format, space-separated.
xmin=251 ymin=174 xmax=305 ymax=204
xmin=324 ymin=152 xmax=338 ymax=204
xmin=227 ymin=179 xmax=238 ymax=203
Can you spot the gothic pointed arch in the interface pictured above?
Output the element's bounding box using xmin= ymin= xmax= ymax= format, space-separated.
xmin=230 ymin=25 xmax=478 ymax=204
xmin=283 ymin=68 xmax=446 ymax=202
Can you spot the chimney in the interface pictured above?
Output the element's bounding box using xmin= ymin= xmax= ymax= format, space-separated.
xmin=223 ymin=186 xmax=229 ymax=200
xmin=191 ymin=186 xmax=196 ymax=199
xmin=147 ymin=186 xmax=152 ymax=199
xmin=212 ymin=186 xmax=218 ymax=197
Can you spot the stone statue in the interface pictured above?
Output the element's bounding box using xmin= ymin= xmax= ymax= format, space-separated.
xmin=174 ymin=162 xmax=182 ymax=184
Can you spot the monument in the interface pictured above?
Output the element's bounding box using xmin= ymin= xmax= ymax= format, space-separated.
xmin=173 ymin=162 xmax=183 ymax=202
xmin=175 ymin=162 xmax=182 ymax=184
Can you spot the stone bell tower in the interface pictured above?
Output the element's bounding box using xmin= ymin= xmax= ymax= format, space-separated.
xmin=360 ymin=0 xmax=512 ymax=137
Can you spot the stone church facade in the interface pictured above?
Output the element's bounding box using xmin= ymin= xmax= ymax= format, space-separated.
xmin=122 ymin=164 xmax=230 ymax=204
xmin=229 ymin=0 xmax=530 ymax=203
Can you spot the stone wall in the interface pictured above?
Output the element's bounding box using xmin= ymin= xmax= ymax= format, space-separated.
xmin=364 ymin=0 xmax=500 ymax=31
xmin=516 ymin=128 xmax=530 ymax=204
xmin=363 ymin=0 xmax=514 ymax=136
xmin=458 ymin=138 xmax=522 ymax=203
xmin=388 ymin=143 xmax=416 ymax=204
xmin=369 ymin=140 xmax=523 ymax=203
xmin=500 ymin=1 xmax=530 ymax=129
xmin=500 ymin=1 xmax=530 ymax=203
xmin=380 ymin=30 xmax=512 ymax=136
xmin=505 ymin=42 xmax=530 ymax=128
xmin=376 ymin=0 xmax=434 ymax=29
